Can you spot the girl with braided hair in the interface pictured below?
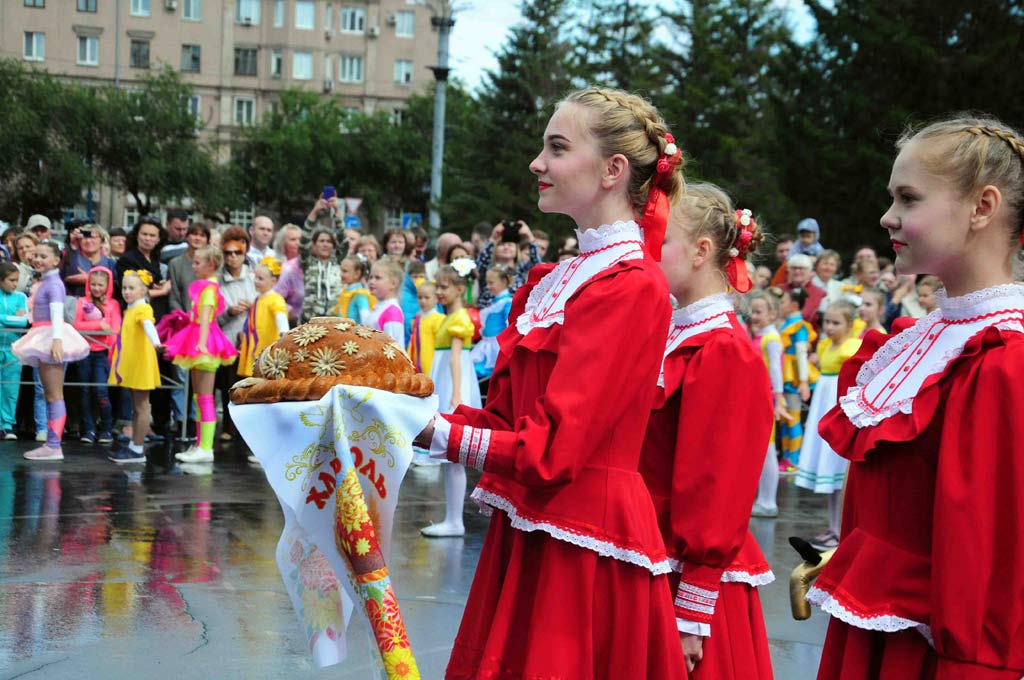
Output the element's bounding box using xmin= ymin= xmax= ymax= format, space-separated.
xmin=415 ymin=87 xmax=688 ymax=678
xmin=807 ymin=115 xmax=1024 ymax=678
xmin=639 ymin=183 xmax=775 ymax=678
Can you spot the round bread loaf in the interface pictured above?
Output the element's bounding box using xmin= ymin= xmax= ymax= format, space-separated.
xmin=229 ymin=317 xmax=434 ymax=404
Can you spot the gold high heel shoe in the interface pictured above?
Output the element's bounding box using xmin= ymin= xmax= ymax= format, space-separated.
xmin=790 ymin=547 xmax=835 ymax=620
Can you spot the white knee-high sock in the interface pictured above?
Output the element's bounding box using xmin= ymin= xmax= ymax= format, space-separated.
xmin=444 ymin=463 xmax=466 ymax=527
xmin=828 ymin=490 xmax=843 ymax=535
xmin=756 ymin=442 xmax=780 ymax=509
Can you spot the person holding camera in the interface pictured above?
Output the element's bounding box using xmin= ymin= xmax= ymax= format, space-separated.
xmin=475 ymin=219 xmax=542 ymax=307
xmin=62 ymin=225 xmax=116 ymax=298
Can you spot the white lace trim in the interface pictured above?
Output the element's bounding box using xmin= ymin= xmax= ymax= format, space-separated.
xmin=806 ymin=585 xmax=924 ymax=633
xmin=457 ymin=425 xmax=490 ymax=471
xmin=721 ymin=569 xmax=776 ymax=587
xmin=658 ymin=295 xmax=735 ymax=387
xmin=936 ymin=282 xmax=1024 ymax=319
xmin=515 ymin=222 xmax=645 ymax=337
xmin=575 ymin=220 xmax=643 ymax=254
xmin=842 ymin=296 xmax=1024 ymax=428
xmin=675 ymin=582 xmax=718 ymax=616
xmin=666 ymin=557 xmax=775 ymax=588
xmin=469 ymin=486 xmax=672 ymax=575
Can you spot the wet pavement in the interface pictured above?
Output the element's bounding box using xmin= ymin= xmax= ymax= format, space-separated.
xmin=0 ymin=438 xmax=830 ymax=679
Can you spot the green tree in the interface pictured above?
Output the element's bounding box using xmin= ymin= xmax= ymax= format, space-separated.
xmin=568 ymin=0 xmax=660 ymax=93
xmin=444 ymin=0 xmax=575 ymax=238
xmin=655 ymin=0 xmax=798 ymax=235
xmin=773 ymin=0 xmax=1024 ymax=254
xmin=88 ymin=67 xmax=217 ymax=215
xmin=0 ymin=60 xmax=94 ymax=222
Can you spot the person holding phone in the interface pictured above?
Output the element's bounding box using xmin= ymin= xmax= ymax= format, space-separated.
xmin=474 ymin=219 xmax=542 ymax=307
xmin=62 ymin=224 xmax=116 ymax=298
xmin=274 ymin=195 xmax=348 ymax=324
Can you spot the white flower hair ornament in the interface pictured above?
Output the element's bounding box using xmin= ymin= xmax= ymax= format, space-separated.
xmin=451 ymin=257 xmax=477 ymax=278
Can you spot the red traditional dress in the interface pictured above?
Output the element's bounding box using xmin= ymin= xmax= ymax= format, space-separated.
xmin=430 ymin=221 xmax=687 ymax=679
xmin=810 ymin=282 xmax=1024 ymax=679
xmin=640 ymin=293 xmax=776 ymax=680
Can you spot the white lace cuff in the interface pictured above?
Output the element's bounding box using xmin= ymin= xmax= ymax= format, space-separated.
xmin=428 ymin=416 xmax=451 ymax=460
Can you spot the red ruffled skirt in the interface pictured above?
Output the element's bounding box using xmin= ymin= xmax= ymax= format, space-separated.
xmin=447 ymin=510 xmax=687 ymax=679
xmin=817 ymin=620 xmax=936 ymax=679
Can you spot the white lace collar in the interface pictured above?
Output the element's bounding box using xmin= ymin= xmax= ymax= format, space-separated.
xmin=516 ymin=221 xmax=645 ymax=336
xmin=658 ymin=293 xmax=735 ymax=387
xmin=840 ymin=282 xmax=1024 ymax=428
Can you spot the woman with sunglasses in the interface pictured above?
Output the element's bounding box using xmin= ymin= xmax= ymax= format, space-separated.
xmin=211 ymin=226 xmax=255 ymax=442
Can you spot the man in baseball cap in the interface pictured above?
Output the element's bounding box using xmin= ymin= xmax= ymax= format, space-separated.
xmin=25 ymin=215 xmax=52 ymax=240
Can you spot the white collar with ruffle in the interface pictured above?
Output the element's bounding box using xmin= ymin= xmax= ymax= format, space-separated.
xmin=840 ymin=282 xmax=1024 ymax=428
xmin=516 ymin=220 xmax=645 ymax=336
xmin=657 ymin=293 xmax=735 ymax=387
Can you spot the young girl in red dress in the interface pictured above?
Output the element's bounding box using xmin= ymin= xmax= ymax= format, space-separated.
xmin=809 ymin=116 xmax=1024 ymax=678
xmin=416 ymin=87 xmax=688 ymax=679
xmin=640 ymin=183 xmax=775 ymax=678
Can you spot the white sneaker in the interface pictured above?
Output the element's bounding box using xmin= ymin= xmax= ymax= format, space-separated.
xmin=35 ymin=430 xmax=47 ymax=442
xmin=179 ymin=462 xmax=214 ymax=476
xmin=24 ymin=445 xmax=63 ymax=461
xmin=175 ymin=447 xmax=214 ymax=463
xmin=4 ymin=431 xmax=17 ymax=440
xmin=420 ymin=521 xmax=465 ymax=538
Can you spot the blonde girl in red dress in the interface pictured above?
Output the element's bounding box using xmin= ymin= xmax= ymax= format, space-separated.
xmin=416 ymin=87 xmax=688 ymax=679
xmin=640 ymin=183 xmax=775 ymax=678
xmin=810 ymin=116 xmax=1024 ymax=678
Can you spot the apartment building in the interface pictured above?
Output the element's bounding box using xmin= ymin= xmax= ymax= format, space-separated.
xmin=0 ymin=0 xmax=440 ymax=226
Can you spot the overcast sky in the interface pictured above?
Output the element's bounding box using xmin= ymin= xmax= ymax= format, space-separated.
xmin=447 ymin=1 xmax=815 ymax=92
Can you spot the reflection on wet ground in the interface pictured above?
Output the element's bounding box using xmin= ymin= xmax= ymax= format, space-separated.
xmin=0 ymin=440 xmax=828 ymax=679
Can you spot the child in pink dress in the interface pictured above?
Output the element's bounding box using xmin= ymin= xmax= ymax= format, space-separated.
xmin=164 ymin=245 xmax=238 ymax=463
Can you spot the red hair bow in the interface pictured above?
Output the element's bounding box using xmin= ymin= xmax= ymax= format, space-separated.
xmin=642 ymin=134 xmax=681 ymax=262
xmin=726 ymin=209 xmax=756 ymax=293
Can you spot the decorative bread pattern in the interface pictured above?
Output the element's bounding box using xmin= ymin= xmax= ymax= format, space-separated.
xmin=229 ymin=318 xmax=433 ymax=404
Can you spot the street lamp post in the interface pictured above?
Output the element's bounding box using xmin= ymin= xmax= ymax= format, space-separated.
xmin=427 ymin=5 xmax=455 ymax=238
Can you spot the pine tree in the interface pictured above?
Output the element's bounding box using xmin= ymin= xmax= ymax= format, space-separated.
xmin=443 ymin=0 xmax=575 ymax=237
xmin=568 ymin=0 xmax=660 ymax=93
xmin=654 ymin=0 xmax=798 ymax=235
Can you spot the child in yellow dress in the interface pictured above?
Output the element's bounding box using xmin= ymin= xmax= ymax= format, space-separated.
xmin=407 ymin=281 xmax=444 ymax=375
xmin=107 ymin=269 xmax=162 ymax=464
xmin=422 ymin=263 xmax=482 ymax=538
xmin=237 ymin=257 xmax=289 ymax=378
xmin=796 ymin=299 xmax=863 ymax=550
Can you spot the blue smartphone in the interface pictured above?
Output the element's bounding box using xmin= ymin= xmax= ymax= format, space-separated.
xmin=322 ymin=185 xmax=336 ymax=201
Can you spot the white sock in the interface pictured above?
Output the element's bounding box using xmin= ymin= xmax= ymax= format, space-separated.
xmin=828 ymin=490 xmax=843 ymax=535
xmin=129 ymin=443 xmax=144 ymax=454
xmin=756 ymin=442 xmax=780 ymax=509
xmin=443 ymin=462 xmax=466 ymax=527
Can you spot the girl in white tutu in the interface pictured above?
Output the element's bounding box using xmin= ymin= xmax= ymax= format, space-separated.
xmin=795 ymin=299 xmax=862 ymax=549
xmin=422 ymin=260 xmax=482 ymax=537
xmin=12 ymin=240 xmax=90 ymax=460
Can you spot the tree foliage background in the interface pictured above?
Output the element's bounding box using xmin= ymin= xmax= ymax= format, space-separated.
xmin=2 ymin=0 xmax=1023 ymax=259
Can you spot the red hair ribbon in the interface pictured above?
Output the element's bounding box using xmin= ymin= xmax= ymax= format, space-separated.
xmin=726 ymin=209 xmax=755 ymax=293
xmin=641 ymin=133 xmax=682 ymax=262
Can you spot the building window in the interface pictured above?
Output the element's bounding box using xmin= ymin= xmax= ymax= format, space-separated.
xmin=77 ymin=36 xmax=99 ymax=66
xmin=323 ymin=54 xmax=332 ymax=81
xmin=77 ymin=0 xmax=97 ymax=11
xmin=230 ymin=206 xmax=255 ymax=229
xmin=181 ymin=44 xmax=201 ymax=73
xmin=341 ymin=7 xmax=365 ymax=33
xmin=273 ymin=0 xmax=284 ymax=27
xmin=394 ymin=59 xmax=413 ymax=85
xmin=23 ymin=32 xmax=45 ymax=61
xmin=130 ymin=39 xmax=150 ymax=68
xmin=295 ymin=1 xmax=315 ymax=30
xmin=24 ymin=0 xmax=45 ymax=7
xmin=292 ymin=51 xmax=313 ymax=81
xmin=271 ymin=49 xmax=283 ymax=78
xmin=395 ymin=11 xmax=415 ymax=38
xmin=236 ymin=0 xmax=259 ymax=24
xmin=234 ymin=48 xmax=257 ymax=76
xmin=130 ymin=0 xmax=150 ymax=17
xmin=183 ymin=0 xmax=200 ymax=20
xmin=185 ymin=94 xmax=201 ymax=121
xmin=325 ymin=3 xmax=333 ymax=30
xmin=339 ymin=55 xmax=363 ymax=83
xmin=123 ymin=207 xmax=140 ymax=229
xmin=234 ymin=98 xmax=255 ymax=127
